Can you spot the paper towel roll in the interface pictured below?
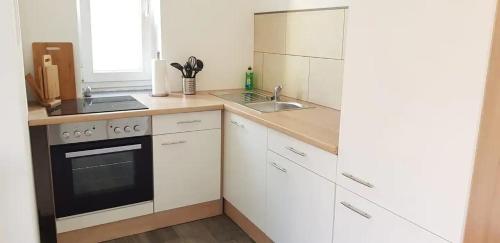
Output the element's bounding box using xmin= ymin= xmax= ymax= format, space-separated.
xmin=152 ymin=59 xmax=169 ymax=97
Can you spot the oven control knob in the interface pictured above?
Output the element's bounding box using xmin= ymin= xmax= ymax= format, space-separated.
xmin=124 ymin=126 xmax=132 ymax=133
xmin=84 ymin=130 xmax=92 ymax=136
xmin=114 ymin=127 xmax=122 ymax=134
xmin=133 ymin=125 xmax=141 ymax=132
xmin=74 ymin=130 xmax=82 ymax=138
xmin=62 ymin=132 xmax=70 ymax=139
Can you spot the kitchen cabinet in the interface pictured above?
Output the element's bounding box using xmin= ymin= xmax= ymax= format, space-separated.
xmin=337 ymin=0 xmax=496 ymax=241
xmin=153 ymin=129 xmax=221 ymax=212
xmin=223 ymin=112 xmax=267 ymax=229
xmin=333 ymin=187 xmax=447 ymax=243
xmin=266 ymin=151 xmax=335 ymax=243
xmin=268 ymin=129 xmax=337 ymax=182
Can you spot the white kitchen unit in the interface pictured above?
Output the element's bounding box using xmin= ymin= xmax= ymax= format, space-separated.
xmin=266 ymin=150 xmax=335 ymax=243
xmin=333 ymin=187 xmax=447 ymax=243
xmin=153 ymin=111 xmax=221 ymax=212
xmin=223 ymin=112 xmax=267 ymax=229
xmin=337 ymin=0 xmax=497 ymax=242
xmin=268 ymin=129 xmax=337 ymax=182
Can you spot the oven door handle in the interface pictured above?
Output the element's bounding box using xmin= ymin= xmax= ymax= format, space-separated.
xmin=65 ymin=144 xmax=142 ymax=159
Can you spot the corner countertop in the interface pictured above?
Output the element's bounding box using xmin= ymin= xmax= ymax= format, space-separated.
xmin=28 ymin=91 xmax=340 ymax=155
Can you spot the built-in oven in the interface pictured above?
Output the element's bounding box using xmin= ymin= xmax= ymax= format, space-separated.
xmin=48 ymin=116 xmax=153 ymax=218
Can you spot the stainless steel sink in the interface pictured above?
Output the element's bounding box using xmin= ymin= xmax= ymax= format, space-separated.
xmin=245 ymin=101 xmax=307 ymax=113
xmin=211 ymin=91 xmax=312 ymax=113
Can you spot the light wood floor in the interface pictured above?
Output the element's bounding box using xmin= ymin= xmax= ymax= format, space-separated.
xmin=102 ymin=215 xmax=254 ymax=243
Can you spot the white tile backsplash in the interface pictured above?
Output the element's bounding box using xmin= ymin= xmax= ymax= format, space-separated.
xmin=285 ymin=9 xmax=345 ymax=59
xmin=309 ymin=58 xmax=344 ymax=110
xmin=254 ymin=52 xmax=264 ymax=89
xmin=254 ymin=13 xmax=287 ymax=53
xmin=262 ymin=54 xmax=309 ymax=100
xmin=254 ymin=8 xmax=346 ymax=110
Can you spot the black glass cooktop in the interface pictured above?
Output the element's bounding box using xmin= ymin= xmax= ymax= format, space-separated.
xmin=47 ymin=96 xmax=148 ymax=117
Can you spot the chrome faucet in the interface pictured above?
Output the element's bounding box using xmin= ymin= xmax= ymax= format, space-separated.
xmin=272 ymin=85 xmax=282 ymax=101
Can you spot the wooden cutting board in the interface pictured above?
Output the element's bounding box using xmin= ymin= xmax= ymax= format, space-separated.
xmin=32 ymin=42 xmax=77 ymax=100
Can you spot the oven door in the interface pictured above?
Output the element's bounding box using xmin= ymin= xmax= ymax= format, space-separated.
xmin=51 ymin=136 xmax=153 ymax=218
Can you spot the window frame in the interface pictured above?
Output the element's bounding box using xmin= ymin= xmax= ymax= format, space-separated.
xmin=79 ymin=0 xmax=153 ymax=83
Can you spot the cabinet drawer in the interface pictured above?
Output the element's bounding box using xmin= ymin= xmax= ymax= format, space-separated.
xmin=268 ymin=129 xmax=337 ymax=181
xmin=333 ymin=186 xmax=448 ymax=243
xmin=153 ymin=110 xmax=221 ymax=135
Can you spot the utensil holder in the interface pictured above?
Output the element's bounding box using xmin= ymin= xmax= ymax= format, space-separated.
xmin=183 ymin=78 xmax=196 ymax=95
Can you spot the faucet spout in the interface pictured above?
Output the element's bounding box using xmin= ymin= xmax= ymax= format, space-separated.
xmin=272 ymin=85 xmax=283 ymax=101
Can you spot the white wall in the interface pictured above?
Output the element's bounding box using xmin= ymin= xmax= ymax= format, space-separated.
xmin=254 ymin=0 xmax=349 ymax=13
xmin=0 ymin=0 xmax=40 ymax=242
xmin=161 ymin=0 xmax=254 ymax=92
xmin=18 ymin=0 xmax=81 ymax=97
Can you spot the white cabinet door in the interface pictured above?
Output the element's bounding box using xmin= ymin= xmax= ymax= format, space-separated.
xmin=338 ymin=0 xmax=496 ymax=241
xmin=153 ymin=129 xmax=221 ymax=212
xmin=266 ymin=151 xmax=335 ymax=243
xmin=333 ymin=186 xmax=448 ymax=243
xmin=223 ymin=112 xmax=268 ymax=229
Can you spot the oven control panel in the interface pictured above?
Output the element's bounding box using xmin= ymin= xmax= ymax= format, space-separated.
xmin=48 ymin=116 xmax=151 ymax=145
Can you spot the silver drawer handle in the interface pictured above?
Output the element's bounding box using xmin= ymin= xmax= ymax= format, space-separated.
xmin=341 ymin=202 xmax=371 ymax=219
xmin=177 ymin=120 xmax=202 ymax=125
xmin=230 ymin=120 xmax=245 ymax=128
xmin=342 ymin=172 xmax=374 ymax=188
xmin=161 ymin=140 xmax=187 ymax=146
xmin=270 ymin=162 xmax=287 ymax=173
xmin=285 ymin=146 xmax=306 ymax=157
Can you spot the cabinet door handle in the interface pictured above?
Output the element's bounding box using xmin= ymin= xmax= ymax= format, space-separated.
xmin=270 ymin=162 xmax=287 ymax=173
xmin=161 ymin=140 xmax=187 ymax=146
xmin=285 ymin=146 xmax=306 ymax=157
xmin=342 ymin=172 xmax=375 ymax=188
xmin=177 ymin=120 xmax=202 ymax=125
xmin=341 ymin=202 xmax=372 ymax=219
xmin=230 ymin=120 xmax=245 ymax=128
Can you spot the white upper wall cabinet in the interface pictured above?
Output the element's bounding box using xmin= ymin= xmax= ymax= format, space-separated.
xmin=286 ymin=9 xmax=345 ymax=59
xmin=338 ymin=0 xmax=497 ymax=242
xmin=254 ymin=13 xmax=287 ymax=53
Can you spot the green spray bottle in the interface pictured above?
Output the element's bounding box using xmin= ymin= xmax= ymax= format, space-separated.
xmin=245 ymin=66 xmax=254 ymax=91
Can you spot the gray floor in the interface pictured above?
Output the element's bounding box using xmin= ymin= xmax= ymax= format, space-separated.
xmin=103 ymin=215 xmax=254 ymax=243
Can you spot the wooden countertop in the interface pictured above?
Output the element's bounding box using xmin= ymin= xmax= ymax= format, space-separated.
xmin=28 ymin=91 xmax=340 ymax=154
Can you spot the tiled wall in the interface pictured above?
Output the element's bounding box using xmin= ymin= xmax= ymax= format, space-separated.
xmin=253 ymin=8 xmax=346 ymax=110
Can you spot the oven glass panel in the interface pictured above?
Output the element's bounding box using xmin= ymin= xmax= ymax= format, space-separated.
xmin=71 ymin=151 xmax=136 ymax=196
xmin=51 ymin=136 xmax=153 ymax=218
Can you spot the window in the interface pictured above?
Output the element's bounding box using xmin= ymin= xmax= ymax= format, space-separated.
xmin=79 ymin=0 xmax=153 ymax=85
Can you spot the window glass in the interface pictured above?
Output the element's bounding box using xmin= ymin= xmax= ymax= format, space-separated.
xmin=89 ymin=0 xmax=143 ymax=73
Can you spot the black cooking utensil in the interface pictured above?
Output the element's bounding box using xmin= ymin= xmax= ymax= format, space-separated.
xmin=184 ymin=62 xmax=193 ymax=78
xmin=194 ymin=59 xmax=204 ymax=78
xmin=188 ymin=56 xmax=197 ymax=71
xmin=170 ymin=63 xmax=186 ymax=78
